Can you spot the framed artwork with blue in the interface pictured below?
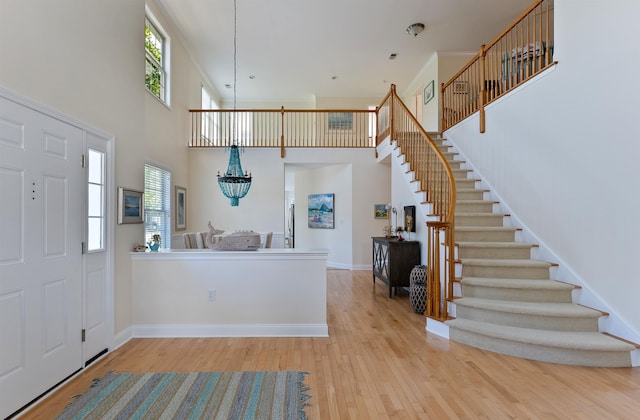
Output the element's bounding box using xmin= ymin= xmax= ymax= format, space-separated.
xmin=308 ymin=193 xmax=334 ymax=229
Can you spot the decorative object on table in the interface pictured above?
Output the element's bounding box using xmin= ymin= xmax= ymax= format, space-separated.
xmin=174 ymin=185 xmax=187 ymax=231
xmin=205 ymin=222 xmax=260 ymax=251
xmin=147 ymin=234 xmax=161 ymax=251
xmin=217 ymin=0 xmax=252 ymax=207
xmin=54 ymin=371 xmax=311 ymax=420
xmin=409 ymin=265 xmax=427 ymax=314
xmin=133 ymin=244 xmax=148 ymax=252
xmin=374 ymin=203 xmax=389 ymax=219
xmin=117 ymin=187 xmax=144 ymax=224
xmin=395 ymin=226 xmax=405 ymax=241
xmin=424 ymin=80 xmax=435 ymax=105
xmin=308 ymin=193 xmax=334 ymax=229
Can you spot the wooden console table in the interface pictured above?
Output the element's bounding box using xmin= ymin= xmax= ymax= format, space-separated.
xmin=372 ymin=237 xmax=421 ymax=298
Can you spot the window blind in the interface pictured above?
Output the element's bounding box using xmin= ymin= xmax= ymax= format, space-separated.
xmin=144 ymin=164 xmax=171 ymax=248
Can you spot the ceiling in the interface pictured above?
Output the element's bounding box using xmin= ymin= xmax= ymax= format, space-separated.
xmin=156 ymin=0 xmax=532 ymax=104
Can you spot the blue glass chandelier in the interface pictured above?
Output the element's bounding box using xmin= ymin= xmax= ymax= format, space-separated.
xmin=217 ymin=0 xmax=252 ymax=206
xmin=218 ymin=145 xmax=251 ymax=206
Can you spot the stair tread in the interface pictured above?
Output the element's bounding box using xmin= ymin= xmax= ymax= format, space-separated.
xmin=460 ymin=258 xmax=552 ymax=268
xmin=461 ymin=277 xmax=576 ymax=290
xmin=456 ymin=242 xmax=533 ymax=249
xmin=446 ymin=318 xmax=635 ymax=351
xmin=454 ymin=297 xmax=601 ymax=317
xmin=455 ymin=226 xmax=517 ymax=231
xmin=455 ymin=212 xmax=505 ymax=217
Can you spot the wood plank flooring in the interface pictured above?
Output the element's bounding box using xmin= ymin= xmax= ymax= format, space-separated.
xmin=21 ymin=269 xmax=640 ymax=419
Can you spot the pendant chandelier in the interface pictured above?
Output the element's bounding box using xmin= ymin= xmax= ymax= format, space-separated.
xmin=217 ymin=0 xmax=252 ymax=206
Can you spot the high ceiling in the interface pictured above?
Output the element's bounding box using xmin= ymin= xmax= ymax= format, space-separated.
xmin=156 ymin=0 xmax=532 ymax=104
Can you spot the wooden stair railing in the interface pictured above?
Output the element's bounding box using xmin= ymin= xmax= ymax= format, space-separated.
xmin=377 ymin=85 xmax=457 ymax=321
xmin=441 ymin=0 xmax=556 ymax=133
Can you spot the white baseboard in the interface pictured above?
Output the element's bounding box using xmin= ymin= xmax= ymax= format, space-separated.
xmin=113 ymin=326 xmax=133 ymax=351
xmin=132 ymin=323 xmax=329 ymax=338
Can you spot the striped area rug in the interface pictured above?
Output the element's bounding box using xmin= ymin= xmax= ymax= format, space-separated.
xmin=56 ymin=371 xmax=310 ymax=420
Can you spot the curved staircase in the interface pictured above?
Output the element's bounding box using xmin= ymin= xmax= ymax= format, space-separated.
xmin=411 ymin=135 xmax=637 ymax=367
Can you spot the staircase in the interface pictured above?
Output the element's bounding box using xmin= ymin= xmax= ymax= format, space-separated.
xmin=403 ymin=134 xmax=637 ymax=367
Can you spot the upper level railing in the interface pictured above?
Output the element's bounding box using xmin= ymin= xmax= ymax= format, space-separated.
xmin=377 ymin=85 xmax=456 ymax=321
xmin=442 ymin=0 xmax=555 ymax=132
xmin=190 ymin=107 xmax=376 ymax=157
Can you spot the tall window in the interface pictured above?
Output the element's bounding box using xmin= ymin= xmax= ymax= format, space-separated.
xmin=145 ymin=12 xmax=170 ymax=104
xmin=87 ymin=149 xmax=105 ymax=251
xmin=202 ymin=86 xmax=220 ymax=145
xmin=144 ymin=164 xmax=170 ymax=248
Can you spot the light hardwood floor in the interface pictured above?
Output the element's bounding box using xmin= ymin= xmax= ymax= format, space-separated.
xmin=22 ymin=269 xmax=640 ymax=419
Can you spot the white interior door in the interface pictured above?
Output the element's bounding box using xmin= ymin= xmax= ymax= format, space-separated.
xmin=0 ymin=96 xmax=83 ymax=417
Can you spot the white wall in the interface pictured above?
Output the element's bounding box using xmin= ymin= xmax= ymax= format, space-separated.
xmin=189 ymin=148 xmax=389 ymax=269
xmin=0 ymin=0 xmax=146 ymax=334
xmin=0 ymin=0 xmax=204 ymax=336
xmin=444 ymin=0 xmax=640 ymax=341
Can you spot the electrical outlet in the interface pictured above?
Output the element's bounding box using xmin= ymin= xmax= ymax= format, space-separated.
xmin=208 ymin=289 xmax=215 ymax=301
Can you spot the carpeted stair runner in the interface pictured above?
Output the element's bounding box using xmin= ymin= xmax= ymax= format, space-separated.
xmin=409 ymin=134 xmax=635 ymax=367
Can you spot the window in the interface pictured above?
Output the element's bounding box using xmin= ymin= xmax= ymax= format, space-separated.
xmin=144 ymin=164 xmax=171 ymax=248
xmin=145 ymin=11 xmax=170 ymax=104
xmin=87 ymin=149 xmax=105 ymax=251
xmin=201 ymin=86 xmax=220 ymax=145
xmin=368 ymin=106 xmax=377 ymax=146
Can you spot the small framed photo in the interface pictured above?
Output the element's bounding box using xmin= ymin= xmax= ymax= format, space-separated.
xmin=117 ymin=187 xmax=144 ymax=224
xmin=374 ymin=204 xmax=389 ymax=219
xmin=424 ymin=80 xmax=435 ymax=104
xmin=175 ymin=185 xmax=187 ymax=231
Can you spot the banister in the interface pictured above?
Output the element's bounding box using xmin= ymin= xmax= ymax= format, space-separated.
xmin=441 ymin=0 xmax=555 ymax=132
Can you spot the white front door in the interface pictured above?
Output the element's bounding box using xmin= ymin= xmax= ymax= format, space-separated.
xmin=0 ymin=96 xmax=83 ymax=417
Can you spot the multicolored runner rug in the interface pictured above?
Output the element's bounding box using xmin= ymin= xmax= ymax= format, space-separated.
xmin=56 ymin=371 xmax=310 ymax=420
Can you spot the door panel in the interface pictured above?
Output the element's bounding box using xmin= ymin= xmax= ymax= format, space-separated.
xmin=84 ymin=135 xmax=110 ymax=365
xmin=0 ymin=96 xmax=83 ymax=417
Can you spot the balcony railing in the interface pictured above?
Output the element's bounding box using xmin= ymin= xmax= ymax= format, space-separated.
xmin=442 ymin=0 xmax=555 ymax=132
xmin=189 ymin=108 xmax=376 ymax=157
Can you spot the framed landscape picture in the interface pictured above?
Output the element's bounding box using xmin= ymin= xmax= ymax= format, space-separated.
xmin=175 ymin=185 xmax=187 ymax=231
xmin=424 ymin=80 xmax=434 ymax=104
xmin=308 ymin=193 xmax=334 ymax=229
xmin=117 ymin=187 xmax=144 ymax=224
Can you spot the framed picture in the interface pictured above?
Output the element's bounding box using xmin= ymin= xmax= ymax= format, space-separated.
xmin=327 ymin=112 xmax=353 ymax=130
xmin=404 ymin=205 xmax=416 ymax=232
xmin=117 ymin=187 xmax=144 ymax=224
xmin=175 ymin=185 xmax=187 ymax=231
xmin=374 ymin=204 xmax=389 ymax=219
xmin=453 ymin=80 xmax=469 ymax=94
xmin=424 ymin=80 xmax=435 ymax=104
xmin=308 ymin=193 xmax=334 ymax=229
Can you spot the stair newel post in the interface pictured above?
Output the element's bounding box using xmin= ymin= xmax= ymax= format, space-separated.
xmin=280 ymin=106 xmax=285 ymax=158
xmin=479 ymin=44 xmax=487 ymax=134
xmin=440 ymin=82 xmax=446 ymax=132
xmin=390 ymin=84 xmax=396 ymax=143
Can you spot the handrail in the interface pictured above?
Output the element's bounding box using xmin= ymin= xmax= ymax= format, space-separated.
xmin=189 ymin=108 xmax=376 ymax=157
xmin=379 ymin=85 xmax=457 ymax=321
xmin=441 ymin=0 xmax=555 ymax=132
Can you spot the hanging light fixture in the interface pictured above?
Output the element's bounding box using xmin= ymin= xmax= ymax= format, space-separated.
xmin=217 ymin=0 xmax=252 ymax=206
